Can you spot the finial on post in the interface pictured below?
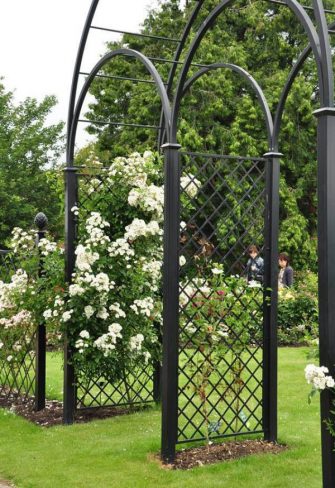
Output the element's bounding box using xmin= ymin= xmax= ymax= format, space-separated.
xmin=34 ymin=212 xmax=48 ymax=231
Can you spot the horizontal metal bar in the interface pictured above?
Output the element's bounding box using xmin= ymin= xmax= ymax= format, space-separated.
xmin=76 ymin=400 xmax=154 ymax=411
xmin=266 ymin=0 xmax=335 ymax=15
xmin=78 ymin=118 xmax=160 ymax=129
xmin=147 ymin=56 xmax=209 ymax=68
xmin=181 ymin=150 xmax=265 ymax=161
xmin=176 ymin=429 xmax=264 ymax=445
xmin=90 ymin=25 xmax=181 ymax=43
xmin=79 ymin=71 xmax=167 ymax=86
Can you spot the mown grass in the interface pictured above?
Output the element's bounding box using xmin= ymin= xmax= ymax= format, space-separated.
xmin=0 ymin=348 xmax=322 ymax=488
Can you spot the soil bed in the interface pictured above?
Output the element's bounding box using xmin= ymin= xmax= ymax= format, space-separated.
xmin=0 ymin=389 xmax=146 ymax=427
xmin=168 ymin=439 xmax=286 ymax=470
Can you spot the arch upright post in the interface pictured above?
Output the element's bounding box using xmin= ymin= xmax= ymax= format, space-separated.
xmin=161 ymin=142 xmax=181 ymax=463
xmin=262 ymin=151 xmax=281 ymax=442
xmin=63 ymin=165 xmax=78 ymax=424
xmin=314 ymin=107 xmax=335 ymax=488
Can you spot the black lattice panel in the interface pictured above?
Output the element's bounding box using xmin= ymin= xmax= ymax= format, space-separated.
xmin=0 ymin=251 xmax=36 ymax=402
xmin=73 ymin=168 xmax=154 ymax=410
xmin=177 ymin=152 xmax=265 ymax=444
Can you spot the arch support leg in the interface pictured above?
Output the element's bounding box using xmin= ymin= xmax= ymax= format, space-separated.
xmin=314 ymin=107 xmax=335 ymax=488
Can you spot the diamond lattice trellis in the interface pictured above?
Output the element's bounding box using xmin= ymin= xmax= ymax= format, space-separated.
xmin=177 ymin=152 xmax=265 ymax=444
xmin=0 ymin=251 xmax=37 ymax=402
xmin=73 ymin=167 xmax=155 ymax=409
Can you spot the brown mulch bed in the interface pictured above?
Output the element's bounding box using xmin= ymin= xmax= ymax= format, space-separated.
xmin=0 ymin=389 xmax=144 ymax=427
xmin=165 ymin=439 xmax=286 ymax=470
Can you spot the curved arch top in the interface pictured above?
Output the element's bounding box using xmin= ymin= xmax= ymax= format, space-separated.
xmin=67 ymin=0 xmax=99 ymax=142
xmin=182 ymin=62 xmax=274 ymax=149
xmin=170 ymin=0 xmax=330 ymax=142
xmin=67 ymin=48 xmax=172 ymax=164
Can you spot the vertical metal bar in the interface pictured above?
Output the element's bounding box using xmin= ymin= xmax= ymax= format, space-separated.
xmin=314 ymin=107 xmax=335 ymax=488
xmin=34 ymin=213 xmax=48 ymax=411
xmin=153 ymin=360 xmax=161 ymax=403
xmin=161 ymin=142 xmax=181 ymax=463
xmin=153 ymin=320 xmax=162 ymax=403
xmin=262 ymin=152 xmax=281 ymax=442
xmin=63 ymin=166 xmax=78 ymax=424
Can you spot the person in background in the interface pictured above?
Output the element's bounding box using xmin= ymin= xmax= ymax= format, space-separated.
xmin=246 ymin=245 xmax=264 ymax=283
xmin=278 ymin=252 xmax=293 ymax=288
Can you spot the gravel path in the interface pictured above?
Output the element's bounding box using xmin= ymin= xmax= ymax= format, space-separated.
xmin=0 ymin=481 xmax=13 ymax=487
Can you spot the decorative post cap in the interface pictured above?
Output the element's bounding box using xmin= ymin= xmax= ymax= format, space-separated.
xmin=34 ymin=212 xmax=48 ymax=230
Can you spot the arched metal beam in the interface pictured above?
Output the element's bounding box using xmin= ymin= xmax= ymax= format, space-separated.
xmin=313 ymin=0 xmax=333 ymax=107
xmin=171 ymin=0 xmax=325 ymax=143
xmin=67 ymin=48 xmax=171 ymax=163
xmin=273 ymin=19 xmax=335 ymax=150
xmin=182 ymin=62 xmax=274 ymax=149
xmin=158 ymin=0 xmax=205 ymax=148
xmin=66 ymin=0 xmax=99 ymax=143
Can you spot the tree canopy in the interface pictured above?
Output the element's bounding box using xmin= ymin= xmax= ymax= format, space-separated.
xmin=0 ymin=82 xmax=64 ymax=245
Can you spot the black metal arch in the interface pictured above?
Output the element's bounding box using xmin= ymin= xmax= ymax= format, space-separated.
xmin=170 ymin=0 xmax=332 ymax=142
xmin=181 ymin=62 xmax=274 ymax=149
xmin=273 ymin=19 xmax=335 ymax=150
xmin=67 ymin=48 xmax=172 ymax=163
xmin=67 ymin=0 xmax=99 ymax=143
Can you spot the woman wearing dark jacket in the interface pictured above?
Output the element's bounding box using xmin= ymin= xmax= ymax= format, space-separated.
xmin=278 ymin=252 xmax=293 ymax=288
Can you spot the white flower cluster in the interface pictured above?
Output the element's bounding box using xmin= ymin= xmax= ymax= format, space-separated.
xmin=179 ymin=279 xmax=210 ymax=306
xmin=94 ymin=323 xmax=123 ymax=357
xmin=75 ymin=244 xmax=99 ymax=272
xmin=109 ymin=302 xmax=126 ymax=319
xmin=0 ymin=310 xmax=32 ymax=329
xmin=124 ymin=218 xmax=161 ymax=241
xmin=10 ymin=227 xmax=35 ymax=253
xmin=141 ymin=259 xmax=162 ymax=282
xmin=71 ymin=205 xmax=79 ymax=216
xmin=87 ymin=177 xmax=102 ymax=195
xmin=91 ymin=273 xmax=114 ymax=293
xmin=85 ymin=212 xmax=110 ymax=247
xmin=84 ymin=305 xmax=95 ymax=319
xmin=108 ymin=151 xmax=157 ymax=188
xmin=108 ymin=238 xmax=135 ymax=261
xmin=212 ymin=267 xmax=223 ymax=275
xmin=305 ymin=364 xmax=335 ymax=390
xmin=62 ymin=310 xmax=73 ymax=323
xmin=75 ymin=330 xmax=90 ymax=353
xmin=130 ymin=297 xmax=155 ymax=317
xmin=38 ymin=238 xmax=57 ymax=256
xmin=129 ymin=333 xmax=144 ymax=351
xmin=180 ymin=174 xmax=201 ymax=199
xmin=0 ymin=269 xmax=28 ymax=311
xmin=43 ymin=296 xmax=64 ymax=321
xmin=128 ymin=184 xmax=164 ymax=219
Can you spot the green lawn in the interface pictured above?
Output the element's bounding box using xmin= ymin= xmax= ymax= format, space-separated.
xmin=0 ymin=348 xmax=322 ymax=488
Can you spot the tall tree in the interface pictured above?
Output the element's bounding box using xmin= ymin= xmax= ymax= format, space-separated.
xmin=0 ymin=82 xmax=64 ymax=244
xmin=84 ymin=0 xmax=333 ymax=269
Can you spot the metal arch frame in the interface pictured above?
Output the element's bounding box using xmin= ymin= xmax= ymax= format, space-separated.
xmin=161 ymin=2 xmax=335 ymax=485
xmin=66 ymin=0 xmax=99 ymax=143
xmin=273 ymin=18 xmax=335 ymax=150
xmin=63 ymin=47 xmax=171 ymax=423
xmin=170 ymin=0 xmax=333 ymax=143
xmin=158 ymin=0 xmax=205 ymax=148
xmin=181 ymin=62 xmax=274 ymax=149
xmin=67 ymin=47 xmax=171 ymax=164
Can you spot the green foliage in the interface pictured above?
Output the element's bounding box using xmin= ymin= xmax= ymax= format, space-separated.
xmin=0 ymin=82 xmax=64 ymax=245
xmin=277 ymin=272 xmax=319 ymax=345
